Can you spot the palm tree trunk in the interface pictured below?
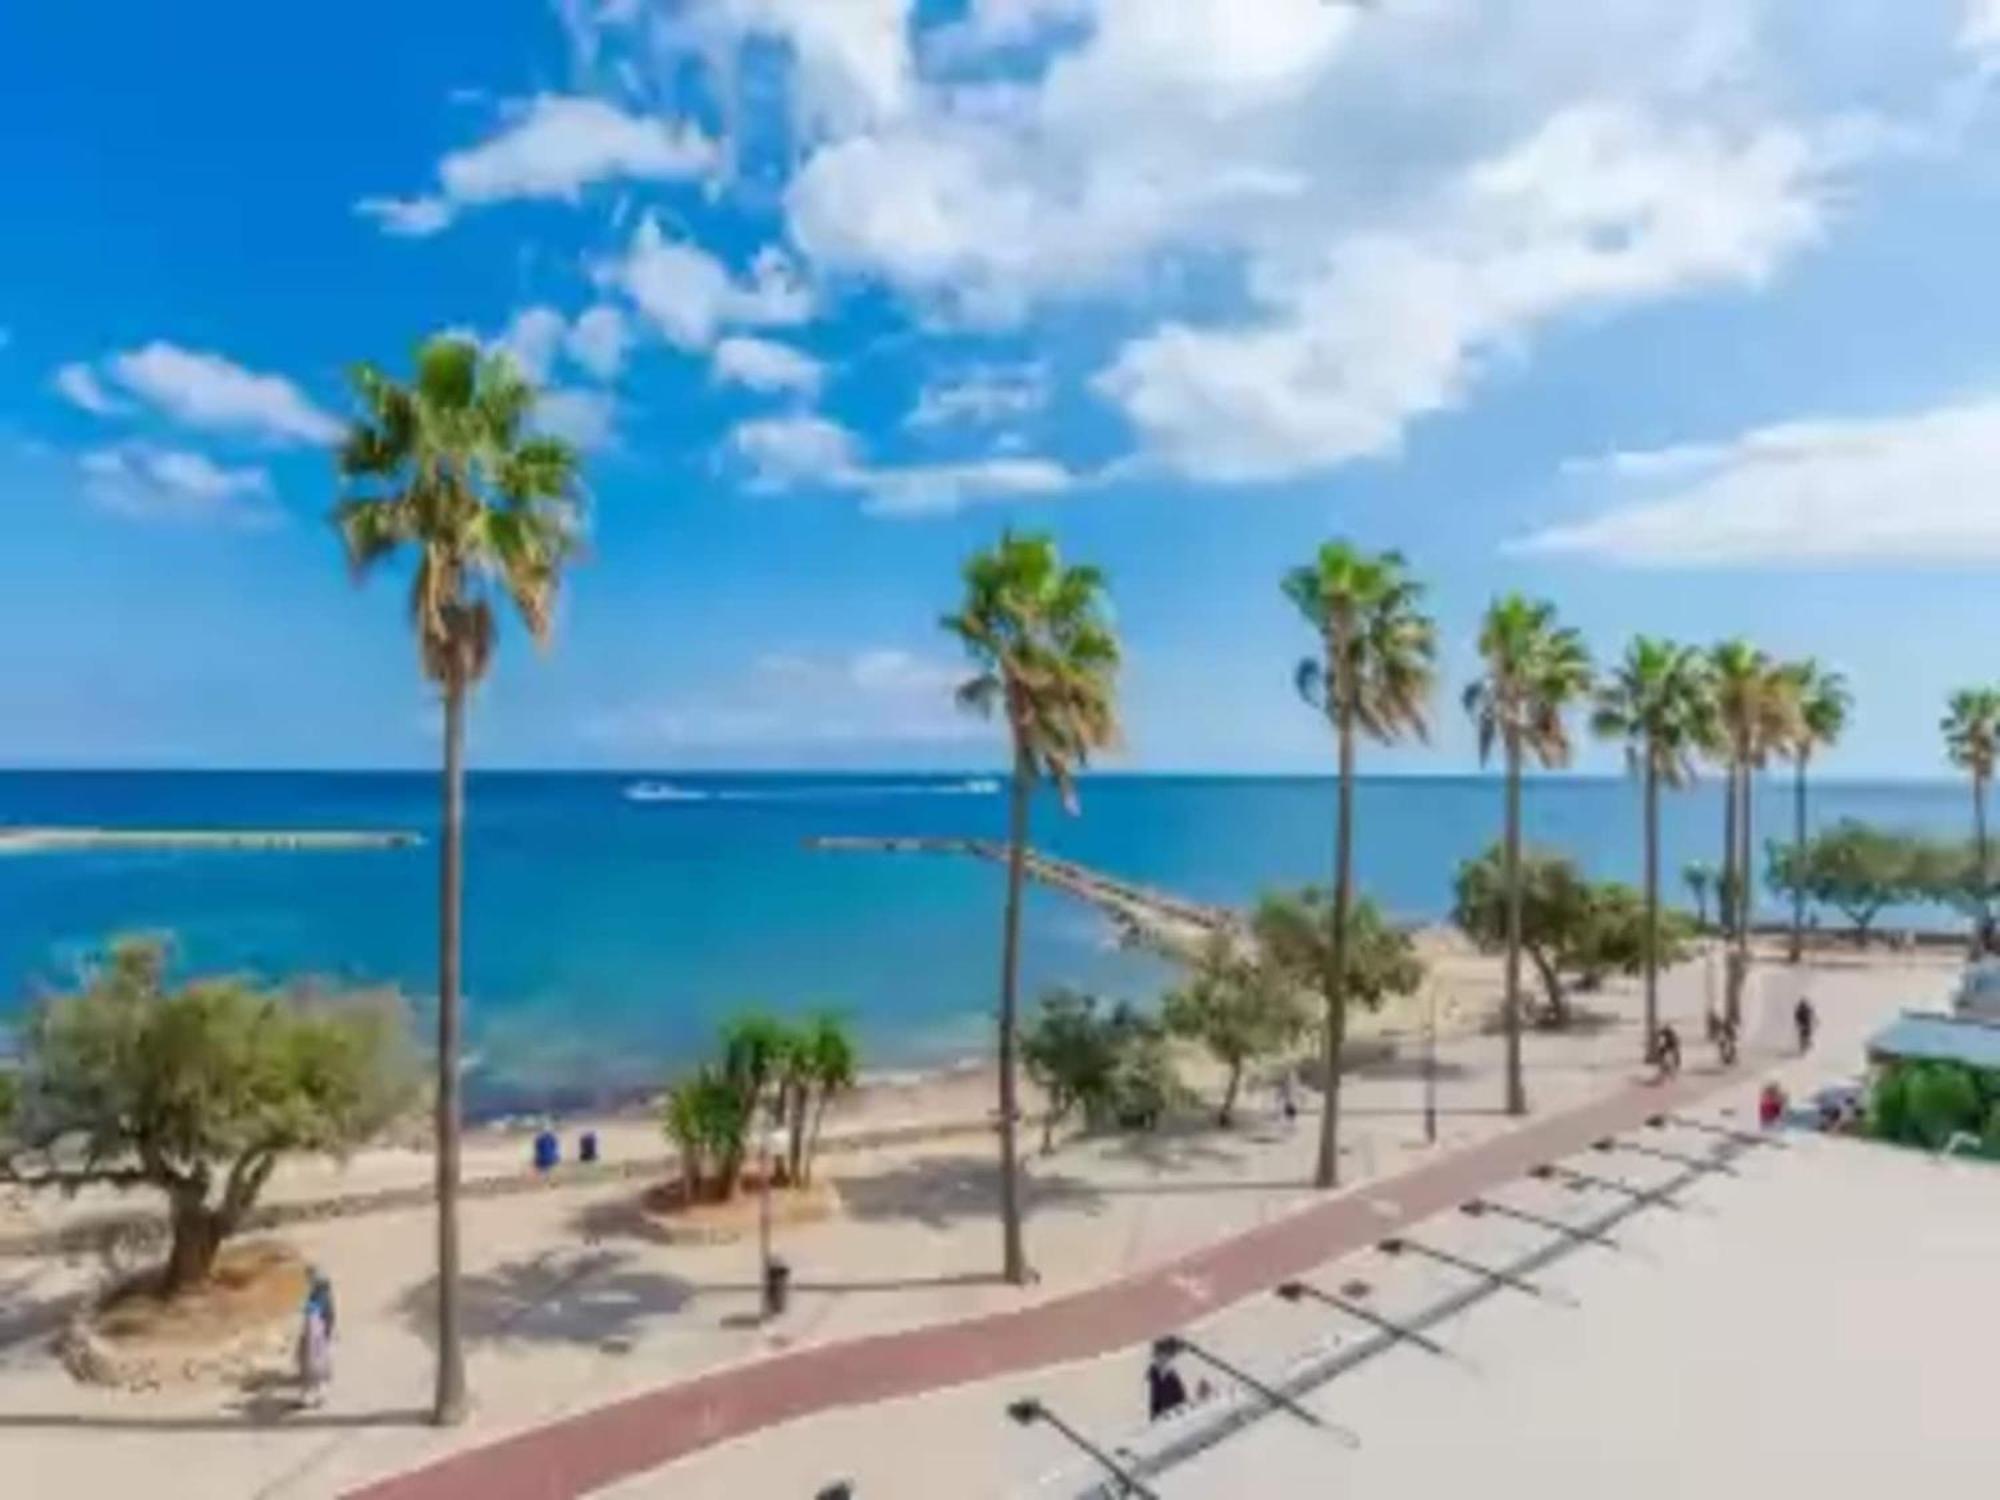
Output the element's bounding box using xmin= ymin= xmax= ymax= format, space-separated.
xmin=1642 ymin=752 xmax=1660 ymax=1063
xmin=996 ymin=739 xmax=1031 ymax=1284
xmin=1502 ymin=731 xmax=1527 ymax=1116
xmin=1789 ymin=752 xmax=1808 ymax=964
xmin=1721 ymin=760 xmax=1739 ymax=941
xmin=1976 ymin=770 xmax=1992 ymax=954
xmin=1731 ymin=756 xmax=1753 ymax=1028
xmin=433 ymin=678 xmax=468 ymax=1427
xmin=1315 ymin=683 xmax=1355 ymax=1190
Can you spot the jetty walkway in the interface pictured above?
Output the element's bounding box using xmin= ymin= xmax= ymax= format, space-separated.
xmin=810 ymin=836 xmax=1238 ymax=948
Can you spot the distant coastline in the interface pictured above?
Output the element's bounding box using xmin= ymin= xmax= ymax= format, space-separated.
xmin=0 ymin=826 xmax=420 ymax=855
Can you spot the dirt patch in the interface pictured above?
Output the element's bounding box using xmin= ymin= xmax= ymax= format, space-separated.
xmin=636 ymin=1175 xmax=842 ymax=1246
xmin=63 ymin=1240 xmax=307 ymax=1389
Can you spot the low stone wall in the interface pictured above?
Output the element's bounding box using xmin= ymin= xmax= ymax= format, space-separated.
xmin=0 ymin=1113 xmax=1012 ymax=1262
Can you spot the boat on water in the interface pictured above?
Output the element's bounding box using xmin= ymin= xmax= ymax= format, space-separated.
xmin=622 ymin=781 xmax=704 ymax=804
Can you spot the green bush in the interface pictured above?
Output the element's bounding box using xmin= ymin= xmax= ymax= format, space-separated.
xmin=1895 ymin=1062 xmax=1985 ymax=1148
xmin=1022 ymin=989 xmax=1182 ymax=1150
xmin=1867 ymin=1066 xmax=1911 ymax=1143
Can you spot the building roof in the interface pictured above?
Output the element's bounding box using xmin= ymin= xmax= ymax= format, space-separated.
xmin=1868 ymin=1010 xmax=2000 ymax=1073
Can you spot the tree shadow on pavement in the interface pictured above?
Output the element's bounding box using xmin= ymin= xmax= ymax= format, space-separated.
xmin=834 ymin=1155 xmax=1104 ymax=1230
xmin=395 ymin=1248 xmax=695 ymax=1351
xmin=0 ymin=1404 xmax=424 ymax=1432
xmin=1347 ymin=1053 xmax=1475 ymax=1083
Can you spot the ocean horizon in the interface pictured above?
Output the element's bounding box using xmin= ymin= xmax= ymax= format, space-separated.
xmin=0 ymin=769 xmax=1976 ymax=1115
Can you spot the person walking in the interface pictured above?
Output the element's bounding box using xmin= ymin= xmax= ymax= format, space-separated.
xmin=1654 ymin=1023 xmax=1682 ymax=1080
xmin=1794 ymin=996 xmax=1816 ymax=1055
xmin=1146 ymin=1341 xmax=1189 ymax=1422
xmin=298 ymin=1267 xmax=336 ymax=1407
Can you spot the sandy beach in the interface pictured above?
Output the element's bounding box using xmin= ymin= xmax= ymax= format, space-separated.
xmin=0 ymin=935 xmax=1958 ymax=1498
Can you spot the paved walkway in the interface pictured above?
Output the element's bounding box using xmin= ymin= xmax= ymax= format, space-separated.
xmin=347 ymin=1064 xmax=1733 ymax=1500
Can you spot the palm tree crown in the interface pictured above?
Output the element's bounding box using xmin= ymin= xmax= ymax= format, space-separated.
xmin=943 ymin=532 xmax=1120 ymax=806
xmin=1785 ymin=660 xmax=1851 ymax=764
xmin=1706 ymin=639 xmax=1798 ymax=769
xmin=1283 ymin=543 xmax=1437 ymax=740
xmin=1590 ymin=637 xmax=1712 ymax=784
xmin=1943 ymin=688 xmax=2000 ymax=781
xmin=1463 ymin=595 xmax=1594 ymax=769
xmin=334 ymin=336 xmax=582 ymax=688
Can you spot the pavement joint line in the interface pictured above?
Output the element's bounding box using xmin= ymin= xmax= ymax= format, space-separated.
xmin=1094 ymin=1141 xmax=1742 ymax=1499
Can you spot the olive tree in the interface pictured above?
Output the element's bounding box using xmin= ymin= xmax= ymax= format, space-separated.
xmin=1454 ymin=846 xmax=1692 ymax=1025
xmin=0 ymin=940 xmax=416 ymax=1293
xmin=1163 ymin=933 xmax=1309 ymax=1126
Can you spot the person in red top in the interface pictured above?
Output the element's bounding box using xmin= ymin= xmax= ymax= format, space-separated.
xmin=1758 ymin=1082 xmax=1786 ymax=1129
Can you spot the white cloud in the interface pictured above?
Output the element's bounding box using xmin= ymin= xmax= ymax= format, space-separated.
xmin=536 ymin=388 xmax=618 ymax=451
xmin=1098 ymin=106 xmax=1827 ymax=480
xmin=602 ymin=215 xmax=812 ymax=351
xmin=711 ymin=335 xmax=824 ymax=395
xmin=592 ymin=0 xmax=919 ymax=138
xmin=730 ymin=413 xmax=859 ymax=489
xmin=499 ymin=306 xmax=569 ymax=384
xmin=729 ymin=412 xmax=1075 ymax=513
xmin=357 ymin=95 xmax=715 ymax=236
xmin=785 ymin=0 xmax=1364 ymax=319
xmin=354 ymin=195 xmax=455 ymax=237
xmin=79 ymin=444 xmax=277 ymax=526
xmin=493 ymin=304 xmax=632 ymax=387
xmin=584 ymin=645 xmax=988 ymax=751
xmin=1517 ymin=395 xmax=2000 ymax=564
xmin=567 ymin=304 xmax=631 ymax=381
xmin=907 ymin=362 xmax=1048 ymax=428
xmin=101 ymin=343 xmax=340 ymax=446
xmin=859 ymin=456 xmax=1073 ymax=516
xmin=53 ymin=362 xmax=130 ymax=416
xmin=1962 ymin=0 xmax=2000 ymax=61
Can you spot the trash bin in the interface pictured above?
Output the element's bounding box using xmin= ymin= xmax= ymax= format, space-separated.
xmin=763 ymin=1257 xmax=791 ymax=1317
xmin=578 ymin=1130 xmax=600 ymax=1165
xmin=533 ymin=1129 xmax=559 ymax=1173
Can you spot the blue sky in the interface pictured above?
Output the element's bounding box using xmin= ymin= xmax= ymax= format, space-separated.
xmin=5 ymin=0 xmax=2000 ymax=775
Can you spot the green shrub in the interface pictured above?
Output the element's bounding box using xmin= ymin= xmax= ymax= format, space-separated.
xmin=1867 ymin=1066 xmax=1911 ymax=1143
xmin=1906 ymin=1062 xmax=1984 ymax=1149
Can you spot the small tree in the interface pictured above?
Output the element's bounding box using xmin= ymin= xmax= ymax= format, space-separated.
xmin=1454 ymin=847 xmax=1689 ymax=1024
xmin=661 ymin=1065 xmax=744 ymax=1203
xmin=776 ymin=1012 xmax=858 ymax=1187
xmin=1254 ymin=890 xmax=1424 ymax=1107
xmin=1163 ymin=934 xmax=1309 ymax=1126
xmin=1788 ymin=820 xmax=1914 ymax=943
xmin=0 ymin=940 xmax=415 ymax=1294
xmin=1453 ymin=847 xmax=1592 ymax=1025
xmin=1020 ymin=988 xmax=1127 ymax=1152
xmin=1565 ymin=884 xmax=1696 ymax=991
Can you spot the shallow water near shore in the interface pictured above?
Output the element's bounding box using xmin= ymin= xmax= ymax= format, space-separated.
xmin=0 ymin=769 xmax=1973 ymax=1112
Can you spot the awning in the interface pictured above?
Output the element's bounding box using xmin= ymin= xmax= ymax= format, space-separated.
xmin=1867 ymin=1010 xmax=2000 ymax=1073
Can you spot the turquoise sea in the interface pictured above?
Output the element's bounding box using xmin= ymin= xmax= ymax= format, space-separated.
xmin=0 ymin=771 xmax=1975 ymax=1113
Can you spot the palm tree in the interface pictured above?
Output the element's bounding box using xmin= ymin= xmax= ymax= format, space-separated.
xmin=943 ymin=532 xmax=1119 ymax=1284
xmin=1464 ymin=596 xmax=1593 ymax=1115
xmin=1284 ymin=543 xmax=1435 ymax=1186
xmin=1779 ymin=661 xmax=1851 ymax=963
xmin=1705 ymin=641 xmax=1798 ymax=1027
xmin=1943 ymin=687 xmax=2000 ymax=952
xmin=1592 ymin=639 xmax=1711 ymax=1059
xmin=334 ymin=335 xmax=581 ymax=1424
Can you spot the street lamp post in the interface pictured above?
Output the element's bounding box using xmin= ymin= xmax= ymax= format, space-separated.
xmin=1422 ymin=980 xmax=1438 ymax=1147
xmin=758 ymin=1113 xmax=783 ymax=1319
